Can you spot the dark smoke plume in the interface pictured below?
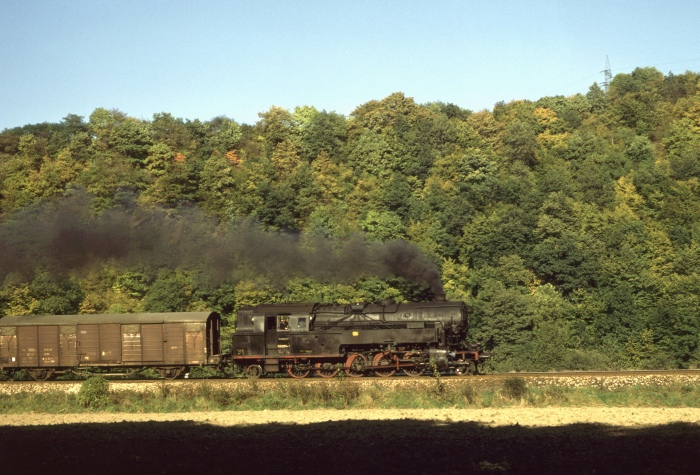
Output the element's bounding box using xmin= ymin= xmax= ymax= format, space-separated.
xmin=0 ymin=193 xmax=445 ymax=298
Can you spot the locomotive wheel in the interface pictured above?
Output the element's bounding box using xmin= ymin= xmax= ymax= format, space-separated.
xmin=454 ymin=366 xmax=468 ymax=376
xmin=403 ymin=365 xmax=425 ymax=377
xmin=402 ymin=352 xmax=425 ymax=377
xmin=159 ymin=366 xmax=184 ymax=379
xmin=287 ymin=365 xmax=311 ymax=378
xmin=314 ymin=362 xmax=339 ymax=378
xmin=28 ymin=368 xmax=54 ymax=381
xmin=246 ymin=365 xmax=263 ymax=379
xmin=454 ymin=361 xmax=476 ymax=376
xmin=344 ymin=354 xmax=367 ymax=377
xmin=373 ymin=352 xmax=396 ymax=378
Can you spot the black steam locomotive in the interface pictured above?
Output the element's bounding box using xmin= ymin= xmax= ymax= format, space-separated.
xmin=0 ymin=300 xmax=488 ymax=380
xmin=229 ymin=299 xmax=488 ymax=378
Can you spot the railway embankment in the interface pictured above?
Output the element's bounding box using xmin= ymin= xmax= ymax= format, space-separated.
xmin=2 ymin=370 xmax=700 ymax=395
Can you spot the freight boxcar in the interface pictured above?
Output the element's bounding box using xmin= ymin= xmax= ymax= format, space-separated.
xmin=0 ymin=312 xmax=222 ymax=380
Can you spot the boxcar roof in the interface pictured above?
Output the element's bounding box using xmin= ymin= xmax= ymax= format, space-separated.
xmin=0 ymin=312 xmax=219 ymax=327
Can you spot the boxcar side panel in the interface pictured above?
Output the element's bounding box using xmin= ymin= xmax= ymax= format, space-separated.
xmin=185 ymin=323 xmax=205 ymax=364
xmin=0 ymin=327 xmax=18 ymax=367
xmin=99 ymin=324 xmax=121 ymax=363
xmin=18 ymin=326 xmax=39 ymax=367
xmin=38 ymin=325 xmax=59 ymax=367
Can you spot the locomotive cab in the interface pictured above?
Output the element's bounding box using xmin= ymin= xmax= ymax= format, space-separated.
xmin=232 ymin=304 xmax=318 ymax=374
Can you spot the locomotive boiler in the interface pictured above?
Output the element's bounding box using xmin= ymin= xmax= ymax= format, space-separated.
xmin=230 ymin=299 xmax=488 ymax=378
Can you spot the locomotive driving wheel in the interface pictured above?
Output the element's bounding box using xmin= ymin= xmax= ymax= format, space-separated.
xmin=454 ymin=361 xmax=476 ymax=376
xmin=246 ymin=365 xmax=263 ymax=379
xmin=344 ymin=353 xmax=367 ymax=377
xmin=402 ymin=352 xmax=425 ymax=377
xmin=287 ymin=365 xmax=311 ymax=378
xmin=373 ymin=352 xmax=397 ymax=378
xmin=314 ymin=362 xmax=339 ymax=378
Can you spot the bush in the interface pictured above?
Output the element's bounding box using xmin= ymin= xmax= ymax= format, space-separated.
xmin=457 ymin=384 xmax=477 ymax=404
xmin=188 ymin=366 xmax=223 ymax=379
xmin=502 ymin=377 xmax=528 ymax=400
xmin=77 ymin=376 xmax=111 ymax=408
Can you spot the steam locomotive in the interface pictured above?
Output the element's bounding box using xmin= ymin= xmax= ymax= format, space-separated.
xmin=230 ymin=299 xmax=488 ymax=378
xmin=0 ymin=300 xmax=488 ymax=380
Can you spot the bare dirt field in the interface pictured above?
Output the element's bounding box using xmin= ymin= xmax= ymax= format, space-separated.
xmin=2 ymin=408 xmax=700 ymax=474
xmin=2 ymin=406 xmax=700 ymax=427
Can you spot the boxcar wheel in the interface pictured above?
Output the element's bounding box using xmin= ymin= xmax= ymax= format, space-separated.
xmin=159 ymin=367 xmax=184 ymax=379
xmin=28 ymin=369 xmax=54 ymax=381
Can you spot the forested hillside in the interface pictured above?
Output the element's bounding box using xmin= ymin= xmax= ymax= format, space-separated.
xmin=2 ymin=67 xmax=700 ymax=371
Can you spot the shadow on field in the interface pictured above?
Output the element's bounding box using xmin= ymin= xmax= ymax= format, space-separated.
xmin=1 ymin=419 xmax=698 ymax=474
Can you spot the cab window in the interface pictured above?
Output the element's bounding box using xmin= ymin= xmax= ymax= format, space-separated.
xmin=279 ymin=315 xmax=290 ymax=331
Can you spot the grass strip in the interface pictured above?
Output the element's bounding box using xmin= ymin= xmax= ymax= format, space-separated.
xmin=2 ymin=376 xmax=700 ymax=414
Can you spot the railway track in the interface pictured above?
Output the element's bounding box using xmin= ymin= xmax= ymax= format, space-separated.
xmin=2 ymin=369 xmax=700 ymax=394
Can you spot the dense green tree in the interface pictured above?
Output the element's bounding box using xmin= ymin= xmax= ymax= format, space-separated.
xmin=198 ymin=150 xmax=241 ymax=219
xmin=111 ymin=119 xmax=153 ymax=164
xmin=346 ymin=129 xmax=394 ymax=177
xmin=206 ymin=116 xmax=242 ymax=154
xmin=502 ymin=119 xmax=539 ymax=166
xmin=142 ymin=270 xmax=191 ymax=312
xmin=28 ymin=272 xmax=84 ymax=315
xmin=530 ymin=193 xmax=602 ymax=294
xmin=608 ymin=67 xmax=665 ymax=136
xmin=298 ymin=109 xmax=347 ymax=163
xmin=257 ymin=106 xmax=299 ymax=156
xmin=151 ymin=112 xmax=193 ymax=152
xmin=360 ymin=210 xmax=406 ymax=242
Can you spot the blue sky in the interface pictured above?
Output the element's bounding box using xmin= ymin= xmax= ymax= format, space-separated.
xmin=2 ymin=0 xmax=699 ymax=130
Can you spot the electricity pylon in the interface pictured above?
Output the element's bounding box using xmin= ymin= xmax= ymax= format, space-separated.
xmin=602 ymin=56 xmax=612 ymax=93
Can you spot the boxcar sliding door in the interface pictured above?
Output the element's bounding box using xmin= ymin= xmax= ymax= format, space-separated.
xmin=77 ymin=325 xmax=99 ymax=363
xmin=163 ymin=323 xmax=185 ymax=364
xmin=121 ymin=324 xmax=142 ymax=363
xmin=59 ymin=326 xmax=78 ymax=366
